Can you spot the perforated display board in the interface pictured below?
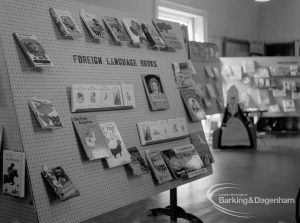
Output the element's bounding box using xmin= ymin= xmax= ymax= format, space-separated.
xmin=0 ymin=0 xmax=212 ymax=222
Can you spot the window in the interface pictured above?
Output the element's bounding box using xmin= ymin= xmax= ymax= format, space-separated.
xmin=155 ymin=0 xmax=207 ymax=42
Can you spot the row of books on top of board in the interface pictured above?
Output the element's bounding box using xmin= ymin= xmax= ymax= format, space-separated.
xmin=188 ymin=41 xmax=220 ymax=62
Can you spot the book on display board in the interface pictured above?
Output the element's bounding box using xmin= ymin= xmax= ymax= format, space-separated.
xmin=145 ymin=150 xmax=173 ymax=184
xmin=282 ymin=99 xmax=296 ymax=112
xmin=206 ymin=84 xmax=217 ymax=99
xmin=121 ymin=83 xmax=136 ymax=107
xmin=157 ymin=120 xmax=173 ymax=139
xmin=122 ymin=18 xmax=148 ymax=47
xmin=167 ymin=118 xmax=181 ymax=137
xmin=204 ymin=66 xmax=215 ymax=78
xmin=172 ymin=62 xmax=193 ymax=88
xmin=137 ymin=121 xmax=165 ymax=145
xmin=28 ymin=98 xmax=63 ymax=129
xmin=41 ymin=166 xmax=80 ymax=201
xmin=13 ymin=33 xmax=53 ymax=67
xmin=2 ymin=150 xmax=25 ymax=198
xmin=100 ymin=122 xmax=131 ymax=168
xmin=140 ymin=23 xmax=166 ymax=48
xmin=127 ymin=147 xmax=150 ymax=176
xmin=72 ymin=116 xmax=111 ymax=160
xmin=103 ymin=16 xmax=130 ymax=43
xmin=49 ymin=8 xmax=82 ymax=37
xmin=161 ymin=149 xmax=187 ymax=179
xmin=79 ymin=9 xmax=107 ymax=40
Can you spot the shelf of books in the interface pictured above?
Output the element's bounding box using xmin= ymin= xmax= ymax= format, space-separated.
xmin=0 ymin=0 xmax=214 ymax=223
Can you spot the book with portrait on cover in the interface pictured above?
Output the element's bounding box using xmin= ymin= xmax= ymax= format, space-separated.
xmin=103 ymin=16 xmax=130 ymax=43
xmin=141 ymin=23 xmax=166 ymax=48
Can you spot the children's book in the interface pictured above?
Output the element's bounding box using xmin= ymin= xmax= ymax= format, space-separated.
xmin=268 ymin=104 xmax=281 ymax=113
xmin=103 ymin=16 xmax=130 ymax=43
xmin=145 ymin=150 xmax=173 ymax=184
xmin=204 ymin=66 xmax=215 ymax=78
xmin=2 ymin=150 xmax=25 ymax=198
xmin=141 ymin=23 xmax=166 ymax=48
xmin=290 ymin=64 xmax=299 ymax=76
xmin=127 ymin=147 xmax=150 ymax=176
xmin=257 ymin=89 xmax=270 ymax=105
xmin=161 ymin=149 xmax=186 ymax=179
xmin=72 ymin=116 xmax=111 ymax=160
xmin=137 ymin=121 xmax=164 ymax=145
xmin=167 ymin=119 xmax=181 ymax=137
xmin=100 ymin=122 xmax=131 ymax=168
xmin=157 ymin=120 xmax=173 ymax=139
xmin=13 ymin=33 xmax=53 ymax=67
xmin=98 ymin=85 xmax=123 ymax=107
xmin=206 ymin=84 xmax=217 ymax=98
xmin=49 ymin=8 xmax=82 ymax=37
xmin=28 ymin=98 xmax=63 ymax=129
xmin=283 ymin=80 xmax=296 ymax=91
xmin=71 ymin=85 xmax=89 ymax=112
xmin=121 ymin=83 xmax=136 ymax=107
xmin=41 ymin=166 xmax=80 ymax=201
xmin=176 ymin=118 xmax=189 ymax=136
xmin=272 ymin=89 xmax=286 ymax=97
xmin=172 ymin=62 xmax=193 ymax=88
xmin=242 ymin=60 xmax=255 ymax=73
xmin=282 ymin=99 xmax=296 ymax=112
xmin=141 ymin=74 xmax=169 ymax=111
xmin=122 ymin=18 xmax=148 ymax=46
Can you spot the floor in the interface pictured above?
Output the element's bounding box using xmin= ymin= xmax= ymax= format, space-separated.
xmin=84 ymin=135 xmax=300 ymax=223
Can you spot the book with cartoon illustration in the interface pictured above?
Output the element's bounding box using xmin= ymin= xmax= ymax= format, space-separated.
xmin=28 ymin=98 xmax=63 ymax=129
xmin=49 ymin=8 xmax=82 ymax=37
xmin=99 ymin=85 xmax=123 ymax=107
xmin=71 ymin=85 xmax=89 ymax=112
xmin=161 ymin=149 xmax=187 ymax=179
xmin=122 ymin=18 xmax=148 ymax=46
xmin=103 ymin=16 xmax=130 ymax=43
xmin=72 ymin=116 xmax=111 ymax=160
xmin=2 ymin=150 xmax=25 ymax=198
xmin=172 ymin=62 xmax=193 ymax=88
xmin=13 ymin=33 xmax=53 ymax=67
xmin=127 ymin=147 xmax=150 ymax=176
xmin=282 ymin=99 xmax=296 ymax=112
xmin=99 ymin=122 xmax=131 ymax=168
xmin=121 ymin=83 xmax=136 ymax=107
xmin=141 ymin=23 xmax=166 ymax=48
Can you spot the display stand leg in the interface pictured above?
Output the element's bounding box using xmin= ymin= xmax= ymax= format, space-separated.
xmin=147 ymin=188 xmax=204 ymax=223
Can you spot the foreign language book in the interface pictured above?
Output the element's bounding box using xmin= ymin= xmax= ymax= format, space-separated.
xmin=257 ymin=89 xmax=270 ymax=105
xmin=161 ymin=149 xmax=186 ymax=179
xmin=72 ymin=116 xmax=111 ymax=160
xmin=28 ymin=98 xmax=63 ymax=129
xmin=122 ymin=18 xmax=148 ymax=47
xmin=13 ymin=33 xmax=53 ymax=67
xmin=100 ymin=122 xmax=131 ymax=168
xmin=127 ymin=147 xmax=150 ymax=176
xmin=269 ymin=66 xmax=277 ymax=76
xmin=282 ymin=99 xmax=296 ymax=112
xmin=283 ymin=80 xmax=296 ymax=91
xmin=103 ymin=16 xmax=130 ymax=43
xmin=99 ymin=85 xmax=123 ymax=107
xmin=206 ymin=84 xmax=217 ymax=98
xmin=41 ymin=166 xmax=80 ymax=201
xmin=158 ymin=120 xmax=173 ymax=139
xmin=71 ymin=85 xmax=88 ymax=112
xmin=145 ymin=150 xmax=173 ymax=184
xmin=180 ymin=89 xmax=206 ymax=122
xmin=176 ymin=118 xmax=189 ymax=136
xmin=80 ymin=9 xmax=107 ymax=40
xmin=121 ymin=83 xmax=136 ymax=107
xmin=2 ymin=150 xmax=25 ymax=198
xmin=167 ymin=118 xmax=181 ymax=137
xmin=137 ymin=121 xmax=164 ymax=145
xmin=141 ymin=23 xmax=166 ymax=48
xmin=152 ymin=19 xmax=183 ymax=49
xmin=242 ymin=60 xmax=255 ymax=73
xmin=172 ymin=62 xmax=193 ymax=88
xmin=141 ymin=74 xmax=169 ymax=111
xmin=49 ymin=8 xmax=82 ymax=37
xmin=272 ymin=89 xmax=286 ymax=97
xmin=204 ymin=66 xmax=215 ymax=78
xmin=268 ymin=104 xmax=281 ymax=113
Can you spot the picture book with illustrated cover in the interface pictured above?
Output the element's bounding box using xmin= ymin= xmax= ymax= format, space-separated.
xmin=157 ymin=120 xmax=173 ymax=139
xmin=173 ymin=144 xmax=206 ymax=178
xmin=98 ymin=85 xmax=123 ymax=107
xmin=2 ymin=150 xmax=25 ymax=198
xmin=137 ymin=121 xmax=164 ymax=145
xmin=80 ymin=9 xmax=107 ymax=40
xmin=272 ymin=89 xmax=286 ymax=97
xmin=189 ymin=42 xmax=219 ymax=61
xmin=161 ymin=149 xmax=186 ymax=179
xmin=13 ymin=33 xmax=53 ymax=67
xmin=282 ymin=99 xmax=296 ymax=112
xmin=142 ymin=74 xmax=169 ymax=111
xmin=242 ymin=60 xmax=255 ymax=74
xmin=103 ymin=16 xmax=130 ymax=43
xmin=71 ymin=85 xmax=88 ymax=112
xmin=127 ymin=147 xmax=150 ymax=176
xmin=100 ymin=122 xmax=131 ymax=168
xmin=28 ymin=98 xmax=63 ymax=129
xmin=176 ymin=118 xmax=189 ymax=136
xmin=167 ymin=119 xmax=181 ymax=137
xmin=283 ymin=80 xmax=296 ymax=91
xmin=180 ymin=89 xmax=206 ymax=122
xmin=257 ymin=89 xmax=270 ymax=105
xmin=145 ymin=150 xmax=173 ymax=184
xmin=41 ymin=166 xmax=80 ymax=201
xmin=204 ymin=66 xmax=215 ymax=78
xmin=72 ymin=116 xmax=111 ymax=160
xmin=268 ymin=104 xmax=281 ymax=113
xmin=206 ymin=84 xmax=217 ymax=99
xmin=122 ymin=18 xmax=148 ymax=47
xmin=141 ymin=23 xmax=166 ymax=48
xmin=172 ymin=62 xmax=193 ymax=88
xmin=152 ymin=19 xmax=183 ymax=49
xmin=49 ymin=8 xmax=82 ymax=37
xmin=121 ymin=83 xmax=136 ymax=107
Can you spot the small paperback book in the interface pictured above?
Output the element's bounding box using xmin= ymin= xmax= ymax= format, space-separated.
xmin=41 ymin=166 xmax=80 ymax=201
xmin=80 ymin=9 xmax=107 ymax=40
xmin=2 ymin=150 xmax=25 ymax=198
xmin=282 ymin=99 xmax=296 ymax=112
xmin=172 ymin=62 xmax=193 ymax=88
xmin=206 ymin=84 xmax=217 ymax=99
xmin=122 ymin=18 xmax=148 ymax=46
xmin=176 ymin=118 xmax=189 ymax=136
xmin=103 ymin=16 xmax=130 ymax=43
xmin=141 ymin=23 xmax=166 ymax=48
xmin=121 ymin=83 xmax=136 ymax=107
xmin=167 ymin=118 xmax=181 ymax=137
xmin=49 ymin=8 xmax=82 ymax=37
xmin=180 ymin=89 xmax=206 ymax=122
xmin=13 ymin=33 xmax=53 ymax=67
xmin=158 ymin=120 xmax=173 ymax=139
xmin=98 ymin=85 xmax=123 ymax=108
xmin=72 ymin=116 xmax=111 ymax=160
xmin=161 ymin=149 xmax=187 ymax=179
xmin=145 ymin=150 xmax=173 ymax=184
xmin=137 ymin=121 xmax=164 ymax=145
xmin=142 ymin=74 xmax=169 ymax=111
xmin=28 ymin=98 xmax=63 ymax=129
xmin=127 ymin=147 xmax=150 ymax=176
xmin=204 ymin=66 xmax=215 ymax=78
xmin=100 ymin=122 xmax=131 ymax=168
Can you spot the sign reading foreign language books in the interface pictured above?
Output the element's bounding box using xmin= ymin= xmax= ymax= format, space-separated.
xmin=141 ymin=23 xmax=166 ymax=48
xmin=103 ymin=16 xmax=130 ymax=43
xmin=122 ymin=18 xmax=148 ymax=47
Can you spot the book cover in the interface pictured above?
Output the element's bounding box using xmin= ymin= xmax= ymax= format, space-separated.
xmin=2 ymin=150 xmax=25 ymax=198
xmin=255 ymin=67 xmax=270 ymax=78
xmin=28 ymin=98 xmax=63 ymax=129
xmin=72 ymin=116 xmax=111 ymax=160
xmin=282 ymin=99 xmax=296 ymax=112
xmin=99 ymin=85 xmax=123 ymax=107
xmin=137 ymin=121 xmax=164 ymax=145
xmin=49 ymin=8 xmax=82 ymax=37
xmin=272 ymin=89 xmax=286 ymax=97
xmin=268 ymin=104 xmax=281 ymax=113
xmin=204 ymin=66 xmax=215 ymax=78
xmin=242 ymin=60 xmax=255 ymax=73
xmin=230 ymin=65 xmax=242 ymax=80
xmin=202 ymin=97 xmax=213 ymax=108
xmin=157 ymin=120 xmax=173 ymax=139
xmin=122 ymin=18 xmax=148 ymax=46
xmin=161 ymin=149 xmax=186 ymax=179
xmin=86 ymin=85 xmax=100 ymax=109
xmin=290 ymin=64 xmax=299 ymax=76
xmin=152 ymin=19 xmax=183 ymax=49
xmin=141 ymin=74 xmax=169 ymax=111
xmin=172 ymin=62 xmax=193 ymax=88
xmin=173 ymin=144 xmax=206 ymax=178
xmin=180 ymin=89 xmax=206 ymax=122
xmin=103 ymin=16 xmax=130 ymax=43
xmin=41 ymin=166 xmax=80 ymax=201
xmin=269 ymin=66 xmax=277 ymax=76
xmin=127 ymin=147 xmax=150 ymax=176
xmin=13 ymin=33 xmax=53 ymax=67
xmin=212 ymin=67 xmax=221 ymax=79
xmin=283 ymin=80 xmax=296 ymax=91
xmin=141 ymin=23 xmax=166 ymax=48
xmin=189 ymin=42 xmax=219 ymax=61
xmin=277 ymin=62 xmax=293 ymax=76
xmin=206 ymin=84 xmax=217 ymax=98
xmin=167 ymin=119 xmax=181 ymax=137
xmin=71 ymin=85 xmax=89 ymax=112
xmin=80 ymin=9 xmax=107 ymax=40
xmin=176 ymin=118 xmax=188 ymax=136
xmin=257 ymin=89 xmax=270 ymax=105
xmin=121 ymin=83 xmax=136 ymax=107
xmin=292 ymin=91 xmax=300 ymax=100
xmin=145 ymin=150 xmax=173 ymax=184
xmin=221 ymin=64 xmax=233 ymax=77
xmin=100 ymin=122 xmax=131 ymax=168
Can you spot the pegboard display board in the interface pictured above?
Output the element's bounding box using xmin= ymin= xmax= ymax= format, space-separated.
xmin=0 ymin=0 xmax=212 ymax=223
